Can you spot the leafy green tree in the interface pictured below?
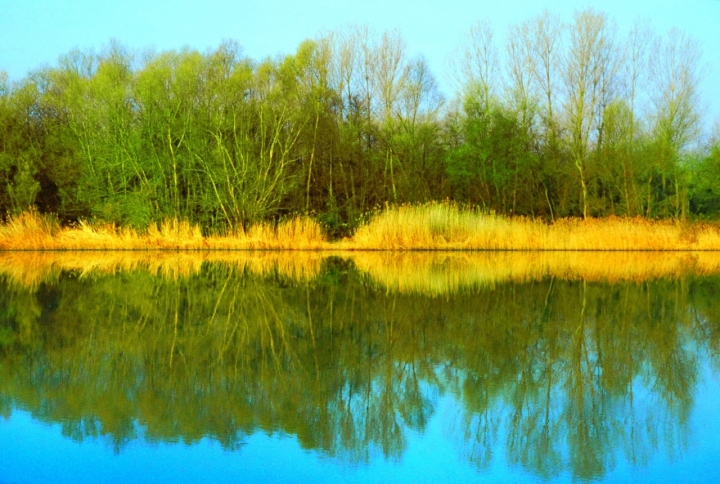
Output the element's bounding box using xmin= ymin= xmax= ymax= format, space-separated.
xmin=689 ymin=138 xmax=720 ymax=217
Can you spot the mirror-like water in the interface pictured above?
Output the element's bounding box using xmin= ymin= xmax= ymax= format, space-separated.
xmin=1 ymin=252 xmax=719 ymax=483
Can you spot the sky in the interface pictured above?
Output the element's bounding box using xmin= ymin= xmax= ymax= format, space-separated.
xmin=1 ymin=0 xmax=719 ymax=128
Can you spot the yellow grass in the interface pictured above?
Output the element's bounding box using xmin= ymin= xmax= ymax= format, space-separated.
xmin=344 ymin=203 xmax=720 ymax=250
xmin=0 ymin=211 xmax=329 ymax=250
xmin=3 ymin=203 xmax=720 ymax=251
xmin=207 ymin=216 xmax=328 ymax=250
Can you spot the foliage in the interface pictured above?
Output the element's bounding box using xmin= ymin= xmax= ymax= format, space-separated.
xmin=0 ymin=10 xmax=715 ymax=230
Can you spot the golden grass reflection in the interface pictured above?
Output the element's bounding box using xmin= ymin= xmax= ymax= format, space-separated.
xmin=3 ymin=250 xmax=720 ymax=294
xmin=0 ymin=251 xmax=326 ymax=289
xmin=347 ymin=251 xmax=720 ymax=295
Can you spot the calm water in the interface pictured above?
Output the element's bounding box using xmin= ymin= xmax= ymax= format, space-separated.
xmin=1 ymin=252 xmax=719 ymax=483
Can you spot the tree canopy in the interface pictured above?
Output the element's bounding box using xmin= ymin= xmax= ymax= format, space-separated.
xmin=0 ymin=10 xmax=717 ymax=235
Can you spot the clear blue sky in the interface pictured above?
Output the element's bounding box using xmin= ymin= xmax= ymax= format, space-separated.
xmin=1 ymin=0 xmax=719 ymax=128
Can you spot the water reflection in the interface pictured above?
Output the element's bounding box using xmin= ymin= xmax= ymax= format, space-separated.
xmin=3 ymin=250 xmax=720 ymax=291
xmin=1 ymin=252 xmax=719 ymax=480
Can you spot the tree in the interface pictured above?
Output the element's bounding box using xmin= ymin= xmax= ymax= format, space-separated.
xmin=647 ymin=28 xmax=703 ymax=219
xmin=613 ymin=19 xmax=653 ymax=216
xmin=561 ymin=8 xmax=620 ymax=218
xmin=0 ymin=78 xmax=42 ymax=216
xmin=515 ymin=11 xmax=565 ymax=219
xmin=456 ymin=20 xmax=499 ymax=113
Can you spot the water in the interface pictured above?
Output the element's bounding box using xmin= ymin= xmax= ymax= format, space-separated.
xmin=0 ymin=251 xmax=719 ymax=483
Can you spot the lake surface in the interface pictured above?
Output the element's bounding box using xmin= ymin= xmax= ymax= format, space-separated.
xmin=1 ymin=251 xmax=719 ymax=483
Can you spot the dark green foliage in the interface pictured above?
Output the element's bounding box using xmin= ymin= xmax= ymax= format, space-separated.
xmin=689 ymin=143 xmax=720 ymax=218
xmin=445 ymin=93 xmax=545 ymax=215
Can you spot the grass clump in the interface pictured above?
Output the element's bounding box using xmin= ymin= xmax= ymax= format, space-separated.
xmin=345 ymin=202 xmax=720 ymax=250
xmin=0 ymin=211 xmax=328 ymax=250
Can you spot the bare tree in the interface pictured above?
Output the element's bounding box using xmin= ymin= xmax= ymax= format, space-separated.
xmin=525 ymin=10 xmax=564 ymax=144
xmin=618 ymin=19 xmax=654 ymax=214
xmin=648 ymin=28 xmax=703 ymax=218
xmin=505 ymin=21 xmax=538 ymax=132
xmin=561 ymin=8 xmax=620 ymax=218
xmin=507 ymin=11 xmax=564 ymax=220
xmin=293 ymin=38 xmax=333 ymax=213
xmin=456 ymin=20 xmax=500 ymax=111
xmin=326 ymin=27 xmax=358 ymax=124
xmin=401 ymin=56 xmax=442 ymax=126
xmin=367 ymin=29 xmax=411 ymax=202
xmin=649 ymin=28 xmax=702 ymax=151
xmin=372 ymin=29 xmax=408 ymax=122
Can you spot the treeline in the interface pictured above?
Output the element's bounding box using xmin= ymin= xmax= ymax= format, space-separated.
xmin=0 ymin=9 xmax=719 ymax=235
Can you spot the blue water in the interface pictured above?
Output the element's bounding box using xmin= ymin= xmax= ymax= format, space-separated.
xmin=2 ymin=368 xmax=718 ymax=484
xmin=0 ymin=257 xmax=719 ymax=483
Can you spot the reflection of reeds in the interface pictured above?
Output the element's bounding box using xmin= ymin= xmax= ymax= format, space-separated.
xmin=0 ymin=211 xmax=329 ymax=250
xmin=0 ymin=251 xmax=326 ymax=289
xmin=3 ymin=250 xmax=720 ymax=295
xmin=348 ymin=251 xmax=720 ymax=295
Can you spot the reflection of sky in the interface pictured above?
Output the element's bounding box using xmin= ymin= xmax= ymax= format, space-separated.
xmin=2 ymin=363 xmax=720 ymax=483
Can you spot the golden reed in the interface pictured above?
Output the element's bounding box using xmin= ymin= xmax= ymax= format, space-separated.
xmin=3 ymin=203 xmax=720 ymax=251
xmin=344 ymin=203 xmax=720 ymax=250
xmin=0 ymin=210 xmax=329 ymax=250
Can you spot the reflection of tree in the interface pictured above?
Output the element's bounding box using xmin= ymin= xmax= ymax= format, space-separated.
xmin=0 ymin=263 xmax=717 ymax=479
xmin=439 ymin=277 xmax=703 ymax=480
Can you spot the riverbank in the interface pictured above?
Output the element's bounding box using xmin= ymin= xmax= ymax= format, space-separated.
xmin=2 ymin=204 xmax=720 ymax=251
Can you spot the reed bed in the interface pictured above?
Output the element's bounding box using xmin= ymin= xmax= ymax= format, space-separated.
xmin=206 ymin=216 xmax=329 ymax=250
xmin=344 ymin=203 xmax=720 ymax=250
xmin=3 ymin=204 xmax=720 ymax=251
xmin=0 ymin=211 xmax=329 ymax=250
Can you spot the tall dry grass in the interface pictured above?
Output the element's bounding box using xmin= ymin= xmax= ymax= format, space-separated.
xmin=206 ymin=216 xmax=328 ymax=250
xmin=344 ymin=203 xmax=720 ymax=250
xmin=3 ymin=204 xmax=720 ymax=251
xmin=0 ymin=211 xmax=329 ymax=250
